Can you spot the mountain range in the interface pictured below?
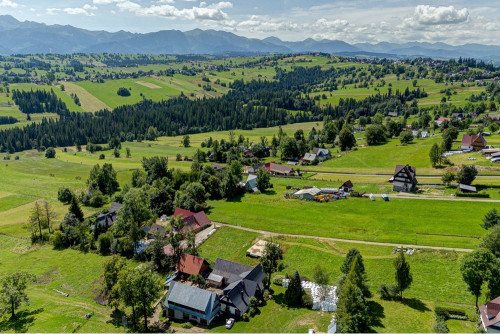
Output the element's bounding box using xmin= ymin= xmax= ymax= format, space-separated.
xmin=1 ymin=15 xmax=500 ymax=62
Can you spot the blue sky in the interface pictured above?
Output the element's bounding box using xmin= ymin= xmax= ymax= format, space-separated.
xmin=1 ymin=0 xmax=499 ymax=44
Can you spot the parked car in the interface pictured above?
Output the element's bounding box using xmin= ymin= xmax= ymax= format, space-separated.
xmin=226 ymin=318 xmax=235 ymax=329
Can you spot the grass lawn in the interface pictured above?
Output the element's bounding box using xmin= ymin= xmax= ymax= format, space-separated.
xmin=207 ymin=180 xmax=492 ymax=249
xmin=0 ymin=234 xmax=123 ymax=333
xmin=199 ymin=227 xmax=478 ymax=333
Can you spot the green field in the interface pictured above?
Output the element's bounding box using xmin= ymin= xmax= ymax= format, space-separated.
xmin=199 ymin=227 xmax=477 ymax=333
xmin=207 ymin=179 xmax=494 ymax=249
xmin=0 ymin=234 xmax=123 ymax=333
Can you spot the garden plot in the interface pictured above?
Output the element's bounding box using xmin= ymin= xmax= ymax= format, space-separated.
xmin=283 ymin=279 xmax=338 ymax=312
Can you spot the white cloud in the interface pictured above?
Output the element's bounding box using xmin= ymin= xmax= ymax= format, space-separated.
xmin=46 ymin=4 xmax=98 ymax=16
xmin=0 ymin=0 xmax=18 ymax=8
xmin=83 ymin=4 xmax=98 ymax=10
xmin=412 ymin=5 xmax=469 ymax=25
xmin=93 ymin=0 xmax=126 ymax=4
xmin=116 ymin=1 xmax=232 ymax=21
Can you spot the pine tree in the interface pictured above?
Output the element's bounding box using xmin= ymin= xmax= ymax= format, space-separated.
xmin=394 ymin=248 xmax=413 ymax=300
xmin=285 ymin=270 xmax=303 ymax=307
xmin=481 ymin=209 xmax=499 ymax=230
xmin=69 ymin=197 xmax=84 ymax=222
xmin=336 ymin=259 xmax=369 ymax=333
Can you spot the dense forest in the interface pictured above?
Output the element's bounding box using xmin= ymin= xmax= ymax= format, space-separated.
xmin=11 ymin=89 xmax=69 ymax=115
xmin=0 ymin=65 xmax=481 ymax=153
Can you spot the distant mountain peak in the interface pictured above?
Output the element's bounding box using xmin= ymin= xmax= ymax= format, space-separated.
xmin=0 ymin=15 xmax=499 ymax=62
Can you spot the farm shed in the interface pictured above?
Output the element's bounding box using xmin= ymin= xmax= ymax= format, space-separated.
xmin=459 ymin=184 xmax=477 ymax=193
xmin=293 ymin=187 xmax=321 ymax=200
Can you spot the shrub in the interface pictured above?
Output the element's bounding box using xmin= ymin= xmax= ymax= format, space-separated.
xmin=435 ymin=307 xmax=449 ymax=320
xmin=273 ymin=275 xmax=285 ymax=286
xmin=99 ymin=154 xmax=105 ymax=160
xmin=97 ymin=232 xmax=112 ymax=255
xmin=57 ymin=187 xmax=74 ymax=204
xmin=117 ymin=87 xmax=131 ymax=97
xmin=50 ymin=231 xmax=65 ymax=249
xmin=433 ymin=319 xmax=449 ymax=333
xmin=242 ymin=313 xmax=249 ymax=322
xmin=89 ymin=192 xmax=106 ymax=208
xmin=180 ymin=322 xmax=193 ymax=329
xmin=302 ymin=292 xmax=313 ymax=309
xmin=45 ymin=147 xmax=56 ymax=158
xmin=378 ymin=283 xmax=398 ymax=300
xmin=455 ymin=192 xmax=490 ymax=198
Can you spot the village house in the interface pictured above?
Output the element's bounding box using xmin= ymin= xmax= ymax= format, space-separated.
xmin=312 ymin=147 xmax=330 ymax=159
xmin=210 ymin=164 xmax=226 ymax=173
xmin=461 ymin=133 xmax=487 ymax=151
xmin=208 ymin=258 xmax=266 ymax=318
xmin=248 ymin=162 xmax=296 ymax=176
xmin=177 ymin=253 xmax=211 ymax=277
xmin=340 ymin=180 xmax=354 ymax=193
xmin=173 ymin=208 xmax=211 ymax=235
xmin=242 ymin=174 xmax=259 ymax=193
xmin=479 ymin=296 xmax=500 ymax=333
xmin=392 ymin=164 xmax=418 ymax=192
xmin=93 ymin=202 xmax=123 ymax=230
xmin=164 ymin=282 xmax=220 ymax=326
xmin=387 ymin=111 xmax=398 ymax=117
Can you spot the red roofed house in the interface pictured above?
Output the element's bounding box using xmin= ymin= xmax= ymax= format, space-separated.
xmin=461 ymin=133 xmax=487 ymax=151
xmin=177 ymin=254 xmax=211 ymax=276
xmin=173 ymin=208 xmax=211 ymax=234
xmin=479 ymin=296 xmax=500 ymax=333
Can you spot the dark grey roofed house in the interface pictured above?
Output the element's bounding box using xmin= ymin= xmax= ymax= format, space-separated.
xmin=211 ymin=258 xmax=254 ymax=284
xmin=164 ymin=281 xmax=220 ymax=326
xmin=211 ymin=258 xmax=266 ymax=318
xmin=95 ymin=202 xmax=123 ymax=229
xmin=392 ymin=164 xmax=418 ymax=192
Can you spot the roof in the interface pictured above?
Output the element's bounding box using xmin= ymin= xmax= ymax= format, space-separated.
xmin=461 ymin=134 xmax=487 ymax=147
xmin=479 ymin=296 xmax=500 ymax=330
xmin=173 ymin=207 xmax=195 ymax=219
xmin=176 ymin=254 xmax=210 ymax=276
xmin=438 ymin=117 xmax=451 ymax=122
xmin=394 ymin=164 xmax=417 ymax=180
xmin=459 ymin=184 xmax=477 ymax=192
xmin=269 ymin=162 xmax=295 ymax=175
xmin=173 ymin=208 xmax=211 ymax=234
xmin=302 ymin=153 xmax=317 ymax=162
xmin=95 ymin=202 xmax=123 ymax=228
xmin=219 ymin=263 xmax=266 ymax=313
xmin=312 ymin=148 xmax=330 ymax=156
xmin=210 ymin=164 xmax=226 ymax=172
xmin=207 ymin=273 xmax=224 ymax=283
xmin=342 ymin=180 xmax=354 ymax=189
xmin=212 ymin=258 xmax=254 ymax=284
xmin=294 ymin=187 xmax=321 ymax=197
xmin=165 ymin=281 xmax=218 ymax=314
xmin=245 ymin=174 xmax=257 ymax=189
xmin=149 ymin=223 xmax=166 ymax=235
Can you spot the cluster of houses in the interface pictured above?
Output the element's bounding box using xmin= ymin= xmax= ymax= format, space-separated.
xmin=163 ymin=254 xmax=266 ymax=326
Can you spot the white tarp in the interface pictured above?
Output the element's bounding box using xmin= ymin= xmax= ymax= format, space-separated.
xmin=282 ymin=279 xmax=337 ymax=312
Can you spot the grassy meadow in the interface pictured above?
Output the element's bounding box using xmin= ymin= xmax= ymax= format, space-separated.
xmin=199 ymin=227 xmax=478 ymax=333
xmin=0 ymin=234 xmax=124 ymax=332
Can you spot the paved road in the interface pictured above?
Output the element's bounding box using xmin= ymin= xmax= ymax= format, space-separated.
xmin=214 ymin=222 xmax=474 ymax=253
